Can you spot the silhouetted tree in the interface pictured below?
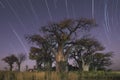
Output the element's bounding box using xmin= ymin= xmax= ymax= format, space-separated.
xmin=27 ymin=36 xmax=54 ymax=70
xmin=2 ymin=54 xmax=17 ymax=71
xmin=91 ymin=52 xmax=113 ymax=71
xmin=70 ymin=37 xmax=104 ymax=71
xmin=26 ymin=18 xmax=96 ymax=72
xmin=16 ymin=53 xmax=26 ymax=71
xmin=29 ymin=47 xmax=43 ymax=70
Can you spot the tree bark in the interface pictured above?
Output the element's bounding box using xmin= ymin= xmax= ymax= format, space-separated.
xmin=82 ymin=59 xmax=90 ymax=71
xmin=10 ymin=64 xmax=13 ymax=71
xmin=82 ymin=64 xmax=89 ymax=71
xmin=56 ymin=53 xmax=65 ymax=72
xmin=56 ymin=45 xmax=66 ymax=72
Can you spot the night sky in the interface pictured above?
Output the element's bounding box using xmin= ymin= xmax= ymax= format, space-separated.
xmin=0 ymin=0 xmax=120 ymax=70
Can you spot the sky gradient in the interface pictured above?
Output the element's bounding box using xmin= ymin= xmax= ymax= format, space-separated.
xmin=0 ymin=0 xmax=120 ymax=70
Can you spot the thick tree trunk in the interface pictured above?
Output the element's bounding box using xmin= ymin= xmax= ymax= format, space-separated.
xmin=56 ymin=45 xmax=66 ymax=72
xmin=82 ymin=64 xmax=89 ymax=71
xmin=10 ymin=64 xmax=13 ymax=71
xmin=56 ymin=53 xmax=66 ymax=72
xmin=82 ymin=60 xmax=90 ymax=71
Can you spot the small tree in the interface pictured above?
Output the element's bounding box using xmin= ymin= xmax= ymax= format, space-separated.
xmin=29 ymin=47 xmax=43 ymax=70
xmin=2 ymin=54 xmax=17 ymax=71
xmin=91 ymin=52 xmax=113 ymax=71
xmin=26 ymin=34 xmax=55 ymax=70
xmin=16 ymin=53 xmax=26 ymax=71
xmin=29 ymin=46 xmax=54 ymax=70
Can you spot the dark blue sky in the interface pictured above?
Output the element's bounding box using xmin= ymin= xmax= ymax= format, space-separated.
xmin=0 ymin=0 xmax=120 ymax=70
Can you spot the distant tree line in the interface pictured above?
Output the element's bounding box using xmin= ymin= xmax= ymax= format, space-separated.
xmin=2 ymin=18 xmax=113 ymax=72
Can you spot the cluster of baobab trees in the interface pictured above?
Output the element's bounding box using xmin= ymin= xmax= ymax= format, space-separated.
xmin=26 ymin=18 xmax=112 ymax=72
xmin=2 ymin=18 xmax=112 ymax=72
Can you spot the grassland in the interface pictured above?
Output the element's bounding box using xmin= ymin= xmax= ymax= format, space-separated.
xmin=0 ymin=71 xmax=120 ymax=80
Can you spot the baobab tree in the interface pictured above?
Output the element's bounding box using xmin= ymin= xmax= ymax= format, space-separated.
xmin=16 ymin=53 xmax=26 ymax=71
xmin=29 ymin=46 xmax=54 ymax=70
xmin=26 ymin=35 xmax=54 ymax=70
xmin=91 ymin=52 xmax=113 ymax=71
xmin=29 ymin=47 xmax=43 ymax=70
xmin=26 ymin=18 xmax=96 ymax=72
xmin=2 ymin=54 xmax=17 ymax=71
xmin=70 ymin=37 xmax=104 ymax=71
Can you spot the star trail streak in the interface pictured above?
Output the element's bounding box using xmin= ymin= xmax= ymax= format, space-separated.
xmin=5 ymin=0 xmax=26 ymax=31
xmin=45 ymin=0 xmax=53 ymax=21
xmin=28 ymin=0 xmax=39 ymax=27
xmin=114 ymin=0 xmax=119 ymax=27
xmin=9 ymin=23 xmax=28 ymax=54
xmin=92 ymin=0 xmax=94 ymax=18
xmin=104 ymin=0 xmax=111 ymax=44
xmin=71 ymin=4 xmax=76 ymax=18
xmin=65 ymin=0 xmax=69 ymax=18
xmin=54 ymin=0 xmax=57 ymax=8
xmin=0 ymin=1 xmax=5 ymax=8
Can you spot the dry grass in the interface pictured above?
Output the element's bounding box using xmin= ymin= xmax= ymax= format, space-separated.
xmin=0 ymin=71 xmax=120 ymax=80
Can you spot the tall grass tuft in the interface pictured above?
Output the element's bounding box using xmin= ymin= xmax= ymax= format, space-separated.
xmin=0 ymin=72 xmax=5 ymax=80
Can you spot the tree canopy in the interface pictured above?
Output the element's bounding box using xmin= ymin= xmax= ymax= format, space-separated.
xmin=16 ymin=53 xmax=26 ymax=71
xmin=2 ymin=54 xmax=17 ymax=71
xmin=26 ymin=18 xmax=97 ymax=72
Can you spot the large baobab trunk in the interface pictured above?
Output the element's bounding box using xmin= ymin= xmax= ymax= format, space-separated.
xmin=56 ymin=53 xmax=65 ymax=72
xmin=82 ymin=59 xmax=90 ymax=71
xmin=56 ymin=45 xmax=66 ymax=72
xmin=82 ymin=64 xmax=90 ymax=71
